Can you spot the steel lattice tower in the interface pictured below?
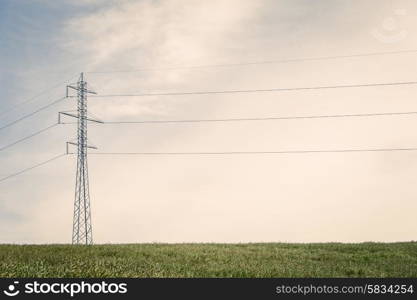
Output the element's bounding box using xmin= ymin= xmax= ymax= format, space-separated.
xmin=73 ymin=72 xmax=93 ymax=245
xmin=62 ymin=73 xmax=100 ymax=245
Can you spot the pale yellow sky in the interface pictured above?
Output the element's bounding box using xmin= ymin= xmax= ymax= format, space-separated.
xmin=1 ymin=0 xmax=417 ymax=243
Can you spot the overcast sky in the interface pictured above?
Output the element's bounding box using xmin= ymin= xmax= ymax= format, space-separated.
xmin=1 ymin=0 xmax=417 ymax=244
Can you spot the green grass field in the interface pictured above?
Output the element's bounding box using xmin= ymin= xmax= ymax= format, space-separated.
xmin=0 ymin=243 xmax=416 ymax=277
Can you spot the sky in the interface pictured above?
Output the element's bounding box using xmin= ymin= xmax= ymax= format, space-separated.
xmin=1 ymin=0 xmax=417 ymax=244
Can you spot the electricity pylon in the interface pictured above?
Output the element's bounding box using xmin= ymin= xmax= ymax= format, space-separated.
xmin=60 ymin=72 xmax=102 ymax=245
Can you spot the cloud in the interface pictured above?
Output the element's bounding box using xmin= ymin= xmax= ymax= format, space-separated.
xmin=2 ymin=0 xmax=417 ymax=243
xmin=65 ymin=0 xmax=262 ymax=68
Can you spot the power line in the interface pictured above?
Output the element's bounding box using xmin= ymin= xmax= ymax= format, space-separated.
xmin=0 ymin=75 xmax=77 ymax=117
xmin=2 ymin=147 xmax=412 ymax=182
xmin=0 ymin=153 xmax=67 ymax=183
xmin=82 ymin=148 xmax=417 ymax=156
xmin=0 ymin=97 xmax=66 ymax=133
xmin=74 ymin=111 xmax=417 ymax=125
xmin=86 ymin=49 xmax=417 ymax=73
xmin=3 ymin=147 xmax=414 ymax=183
xmin=89 ymin=81 xmax=417 ymax=98
xmin=0 ymin=123 xmax=58 ymax=152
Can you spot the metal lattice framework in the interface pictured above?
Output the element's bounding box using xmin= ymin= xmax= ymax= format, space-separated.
xmin=73 ymin=73 xmax=92 ymax=244
xmin=62 ymin=73 xmax=101 ymax=245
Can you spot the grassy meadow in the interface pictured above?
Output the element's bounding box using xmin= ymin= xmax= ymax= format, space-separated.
xmin=0 ymin=243 xmax=416 ymax=277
